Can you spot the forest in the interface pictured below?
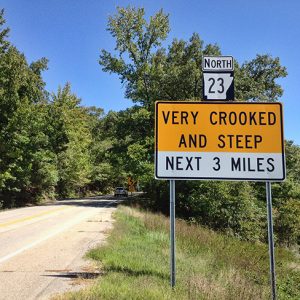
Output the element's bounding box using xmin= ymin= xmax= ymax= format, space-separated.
xmin=0 ymin=7 xmax=299 ymax=248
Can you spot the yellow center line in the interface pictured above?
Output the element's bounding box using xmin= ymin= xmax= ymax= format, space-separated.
xmin=0 ymin=206 xmax=71 ymax=228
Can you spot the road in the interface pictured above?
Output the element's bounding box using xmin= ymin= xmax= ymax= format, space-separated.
xmin=0 ymin=196 xmax=120 ymax=300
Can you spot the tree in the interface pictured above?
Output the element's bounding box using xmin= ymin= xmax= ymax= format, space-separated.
xmin=95 ymin=106 xmax=154 ymax=188
xmin=0 ymin=8 xmax=113 ymax=206
xmin=86 ymin=107 xmax=117 ymax=192
xmin=275 ymin=199 xmax=300 ymax=246
xmin=235 ymin=54 xmax=287 ymax=102
xmin=100 ymin=6 xmax=170 ymax=109
xmin=0 ymin=10 xmax=55 ymax=206
xmin=271 ymin=141 xmax=300 ymax=246
xmin=176 ymin=181 xmax=265 ymax=241
xmin=48 ymin=84 xmax=93 ymax=198
xmin=0 ymin=9 xmax=9 ymax=54
xmin=100 ymin=7 xmax=287 ymax=110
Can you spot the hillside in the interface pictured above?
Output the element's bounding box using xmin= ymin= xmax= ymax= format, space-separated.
xmin=56 ymin=205 xmax=300 ymax=300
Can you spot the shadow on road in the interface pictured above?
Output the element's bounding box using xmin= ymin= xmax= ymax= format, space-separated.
xmin=49 ymin=195 xmax=126 ymax=208
xmin=42 ymin=271 xmax=103 ymax=279
xmin=41 ymin=193 xmax=141 ymax=208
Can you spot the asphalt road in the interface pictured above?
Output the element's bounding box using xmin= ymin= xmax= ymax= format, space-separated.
xmin=0 ymin=196 xmax=120 ymax=300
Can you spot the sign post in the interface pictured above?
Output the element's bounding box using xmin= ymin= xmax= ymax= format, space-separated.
xmin=170 ymin=180 xmax=176 ymax=287
xmin=266 ymin=181 xmax=277 ymax=300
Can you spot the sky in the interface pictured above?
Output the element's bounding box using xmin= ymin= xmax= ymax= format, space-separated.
xmin=1 ymin=0 xmax=300 ymax=145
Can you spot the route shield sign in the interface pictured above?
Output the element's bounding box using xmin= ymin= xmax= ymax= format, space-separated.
xmin=155 ymin=101 xmax=285 ymax=181
xmin=202 ymin=56 xmax=234 ymax=100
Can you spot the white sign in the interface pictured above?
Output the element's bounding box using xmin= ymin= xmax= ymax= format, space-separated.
xmin=202 ymin=55 xmax=234 ymax=100
xmin=203 ymin=73 xmax=234 ymax=100
xmin=202 ymin=56 xmax=234 ymax=71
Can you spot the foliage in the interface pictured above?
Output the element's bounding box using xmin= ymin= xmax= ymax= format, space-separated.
xmin=100 ymin=6 xmax=287 ymax=111
xmin=48 ymin=84 xmax=93 ymax=197
xmin=235 ymin=54 xmax=287 ymax=101
xmin=0 ymin=9 xmax=112 ymax=205
xmin=175 ymin=181 xmax=265 ymax=241
xmin=100 ymin=6 xmax=170 ymax=108
xmin=275 ymin=199 xmax=300 ymax=247
xmin=0 ymin=9 xmax=9 ymax=54
xmin=0 ymin=20 xmax=54 ymax=205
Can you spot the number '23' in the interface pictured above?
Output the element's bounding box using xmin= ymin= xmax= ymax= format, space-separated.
xmin=208 ymin=77 xmax=224 ymax=93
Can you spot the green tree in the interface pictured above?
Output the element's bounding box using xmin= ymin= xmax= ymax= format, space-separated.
xmin=96 ymin=106 xmax=154 ymax=188
xmin=100 ymin=6 xmax=170 ymax=109
xmin=100 ymin=7 xmax=287 ymax=109
xmin=0 ymin=9 xmax=113 ymax=206
xmin=0 ymin=9 xmax=9 ymax=54
xmin=0 ymin=10 xmax=56 ymax=206
xmin=275 ymin=199 xmax=300 ymax=247
xmin=49 ymin=84 xmax=92 ymax=198
xmin=272 ymin=141 xmax=300 ymax=246
xmin=175 ymin=181 xmax=265 ymax=241
xmin=235 ymin=54 xmax=287 ymax=101
xmin=85 ymin=107 xmax=117 ymax=192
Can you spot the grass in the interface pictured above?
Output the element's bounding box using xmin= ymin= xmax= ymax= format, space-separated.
xmin=55 ymin=205 xmax=300 ymax=300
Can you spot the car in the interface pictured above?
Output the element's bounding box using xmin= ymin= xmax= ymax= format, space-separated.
xmin=114 ymin=187 xmax=128 ymax=197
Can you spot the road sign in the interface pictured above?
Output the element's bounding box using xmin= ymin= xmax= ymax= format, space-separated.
xmin=128 ymin=177 xmax=136 ymax=192
xmin=155 ymin=101 xmax=285 ymax=181
xmin=202 ymin=56 xmax=234 ymax=72
xmin=202 ymin=56 xmax=234 ymax=100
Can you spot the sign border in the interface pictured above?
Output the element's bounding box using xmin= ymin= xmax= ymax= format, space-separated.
xmin=155 ymin=101 xmax=285 ymax=181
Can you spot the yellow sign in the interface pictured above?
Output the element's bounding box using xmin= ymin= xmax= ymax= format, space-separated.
xmin=128 ymin=177 xmax=135 ymax=192
xmin=129 ymin=185 xmax=135 ymax=192
xmin=155 ymin=101 xmax=285 ymax=181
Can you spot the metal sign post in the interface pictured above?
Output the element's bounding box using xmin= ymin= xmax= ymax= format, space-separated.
xmin=266 ymin=181 xmax=277 ymax=300
xmin=170 ymin=180 xmax=176 ymax=287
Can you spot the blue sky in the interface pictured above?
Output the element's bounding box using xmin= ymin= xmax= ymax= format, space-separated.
xmin=1 ymin=0 xmax=300 ymax=145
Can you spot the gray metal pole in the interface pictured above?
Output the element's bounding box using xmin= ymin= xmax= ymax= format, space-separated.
xmin=266 ymin=181 xmax=277 ymax=300
xmin=170 ymin=180 xmax=176 ymax=287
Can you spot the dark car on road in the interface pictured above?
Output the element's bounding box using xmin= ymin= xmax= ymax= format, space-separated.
xmin=114 ymin=187 xmax=128 ymax=197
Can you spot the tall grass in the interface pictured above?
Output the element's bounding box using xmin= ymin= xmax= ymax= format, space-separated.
xmin=56 ymin=206 xmax=300 ymax=300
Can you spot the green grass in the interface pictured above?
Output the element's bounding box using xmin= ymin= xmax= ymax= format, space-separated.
xmin=56 ymin=206 xmax=300 ymax=300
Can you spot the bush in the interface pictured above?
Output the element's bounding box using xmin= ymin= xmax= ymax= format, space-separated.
xmin=275 ymin=199 xmax=300 ymax=247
